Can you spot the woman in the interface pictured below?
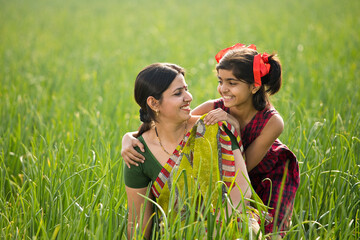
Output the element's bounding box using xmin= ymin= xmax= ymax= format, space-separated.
xmin=124 ymin=63 xmax=253 ymax=239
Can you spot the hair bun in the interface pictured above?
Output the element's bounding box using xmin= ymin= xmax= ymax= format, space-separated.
xmin=139 ymin=108 xmax=151 ymax=123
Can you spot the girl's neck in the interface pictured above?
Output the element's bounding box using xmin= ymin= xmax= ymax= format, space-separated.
xmin=230 ymin=104 xmax=258 ymax=129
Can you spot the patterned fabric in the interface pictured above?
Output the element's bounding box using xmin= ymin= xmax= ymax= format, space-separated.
xmin=151 ymin=114 xmax=244 ymax=218
xmin=214 ymin=99 xmax=300 ymax=235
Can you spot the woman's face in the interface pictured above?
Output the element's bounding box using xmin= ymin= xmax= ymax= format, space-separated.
xmin=157 ymin=74 xmax=193 ymax=123
xmin=217 ymin=69 xmax=253 ymax=108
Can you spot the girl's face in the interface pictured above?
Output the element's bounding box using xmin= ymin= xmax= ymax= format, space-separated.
xmin=157 ymin=74 xmax=193 ymax=123
xmin=217 ymin=69 xmax=254 ymax=108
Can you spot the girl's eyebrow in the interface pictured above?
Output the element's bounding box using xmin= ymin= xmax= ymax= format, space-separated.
xmin=217 ymin=75 xmax=238 ymax=81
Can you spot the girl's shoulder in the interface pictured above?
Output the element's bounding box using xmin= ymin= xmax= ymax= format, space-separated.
xmin=263 ymin=104 xmax=278 ymax=114
xmin=243 ymin=106 xmax=282 ymax=135
xmin=260 ymin=106 xmax=284 ymax=138
xmin=255 ymin=105 xmax=280 ymax=122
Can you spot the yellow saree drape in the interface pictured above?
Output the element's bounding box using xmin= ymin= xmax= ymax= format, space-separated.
xmin=151 ymin=115 xmax=244 ymax=218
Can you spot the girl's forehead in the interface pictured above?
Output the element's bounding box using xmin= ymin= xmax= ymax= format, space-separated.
xmin=218 ymin=69 xmax=236 ymax=78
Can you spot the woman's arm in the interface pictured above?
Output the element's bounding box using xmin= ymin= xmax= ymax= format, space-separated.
xmin=121 ymin=132 xmax=145 ymax=168
xmin=245 ymin=114 xmax=284 ymax=171
xmin=126 ymin=186 xmax=154 ymax=239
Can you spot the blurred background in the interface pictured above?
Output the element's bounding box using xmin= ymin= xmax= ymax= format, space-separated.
xmin=1 ymin=0 xmax=359 ymax=238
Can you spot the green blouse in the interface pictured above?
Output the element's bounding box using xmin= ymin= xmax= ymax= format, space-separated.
xmin=124 ymin=128 xmax=240 ymax=189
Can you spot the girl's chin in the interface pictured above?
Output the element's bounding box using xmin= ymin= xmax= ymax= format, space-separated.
xmin=223 ymin=100 xmax=234 ymax=107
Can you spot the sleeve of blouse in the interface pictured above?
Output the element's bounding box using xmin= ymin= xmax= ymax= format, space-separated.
xmin=123 ymin=150 xmax=151 ymax=188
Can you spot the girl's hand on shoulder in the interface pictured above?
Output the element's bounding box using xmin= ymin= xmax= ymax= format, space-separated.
xmin=204 ymin=108 xmax=240 ymax=132
xmin=121 ymin=132 xmax=145 ymax=168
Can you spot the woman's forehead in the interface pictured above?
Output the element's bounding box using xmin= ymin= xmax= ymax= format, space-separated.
xmin=168 ymin=74 xmax=187 ymax=89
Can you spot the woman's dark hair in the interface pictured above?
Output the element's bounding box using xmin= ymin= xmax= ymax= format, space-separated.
xmin=216 ymin=48 xmax=282 ymax=111
xmin=134 ymin=63 xmax=185 ymax=137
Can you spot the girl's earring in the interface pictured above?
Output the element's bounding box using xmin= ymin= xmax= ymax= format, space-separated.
xmin=155 ymin=110 xmax=159 ymax=117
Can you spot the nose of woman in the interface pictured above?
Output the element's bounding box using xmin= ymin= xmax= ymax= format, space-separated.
xmin=184 ymin=90 xmax=193 ymax=102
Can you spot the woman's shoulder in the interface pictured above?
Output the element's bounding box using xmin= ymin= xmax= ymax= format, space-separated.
xmin=135 ymin=134 xmax=154 ymax=159
xmin=188 ymin=115 xmax=200 ymax=127
xmin=124 ymin=134 xmax=161 ymax=188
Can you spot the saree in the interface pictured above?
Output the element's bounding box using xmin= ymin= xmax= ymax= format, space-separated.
xmin=150 ymin=115 xmax=245 ymax=220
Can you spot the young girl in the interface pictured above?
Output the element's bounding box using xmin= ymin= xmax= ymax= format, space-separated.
xmin=122 ymin=44 xmax=299 ymax=236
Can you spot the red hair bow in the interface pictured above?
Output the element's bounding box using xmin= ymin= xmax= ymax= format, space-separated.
xmin=215 ymin=43 xmax=257 ymax=63
xmin=253 ymin=53 xmax=270 ymax=87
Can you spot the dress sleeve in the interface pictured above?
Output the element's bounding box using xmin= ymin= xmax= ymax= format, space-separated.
xmin=123 ymin=149 xmax=152 ymax=188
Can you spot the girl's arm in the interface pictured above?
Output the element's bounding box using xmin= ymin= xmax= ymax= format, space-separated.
xmin=121 ymin=132 xmax=145 ymax=168
xmin=190 ymin=100 xmax=215 ymax=115
xmin=126 ymin=186 xmax=154 ymax=239
xmin=245 ymin=114 xmax=284 ymax=171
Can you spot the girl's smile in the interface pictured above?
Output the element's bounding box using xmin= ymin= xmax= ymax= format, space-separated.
xmin=217 ymin=69 xmax=253 ymax=108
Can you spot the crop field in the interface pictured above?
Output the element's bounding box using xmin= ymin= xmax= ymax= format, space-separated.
xmin=1 ymin=0 xmax=359 ymax=239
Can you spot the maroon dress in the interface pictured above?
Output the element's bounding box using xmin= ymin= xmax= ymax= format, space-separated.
xmin=214 ymin=99 xmax=299 ymax=235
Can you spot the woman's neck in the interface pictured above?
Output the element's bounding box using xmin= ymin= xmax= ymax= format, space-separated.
xmin=155 ymin=120 xmax=188 ymax=143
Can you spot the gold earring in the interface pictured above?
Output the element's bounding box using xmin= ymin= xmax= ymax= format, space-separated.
xmin=155 ymin=110 xmax=159 ymax=117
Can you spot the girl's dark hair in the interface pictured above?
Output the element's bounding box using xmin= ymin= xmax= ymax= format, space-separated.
xmin=216 ymin=48 xmax=282 ymax=111
xmin=134 ymin=63 xmax=185 ymax=137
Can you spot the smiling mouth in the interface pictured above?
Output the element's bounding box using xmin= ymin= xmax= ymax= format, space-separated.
xmin=180 ymin=105 xmax=191 ymax=111
xmin=222 ymin=96 xmax=234 ymax=100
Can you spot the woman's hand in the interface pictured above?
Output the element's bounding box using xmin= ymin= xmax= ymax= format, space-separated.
xmin=203 ymin=108 xmax=240 ymax=133
xmin=121 ymin=132 xmax=145 ymax=168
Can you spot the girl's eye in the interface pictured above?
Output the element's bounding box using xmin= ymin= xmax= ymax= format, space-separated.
xmin=229 ymin=82 xmax=237 ymax=86
xmin=174 ymin=91 xmax=182 ymax=96
xmin=218 ymin=80 xmax=223 ymax=85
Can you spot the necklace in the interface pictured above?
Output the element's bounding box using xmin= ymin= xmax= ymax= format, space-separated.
xmin=155 ymin=122 xmax=188 ymax=156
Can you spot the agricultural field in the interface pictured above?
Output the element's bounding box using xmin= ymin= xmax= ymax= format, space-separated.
xmin=1 ymin=0 xmax=359 ymax=239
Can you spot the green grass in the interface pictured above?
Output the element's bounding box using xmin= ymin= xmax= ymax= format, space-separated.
xmin=1 ymin=0 xmax=359 ymax=239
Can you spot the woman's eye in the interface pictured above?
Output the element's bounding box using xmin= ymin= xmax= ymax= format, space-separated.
xmin=218 ymin=80 xmax=223 ymax=85
xmin=229 ymin=82 xmax=237 ymax=86
xmin=175 ymin=92 xmax=181 ymax=96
